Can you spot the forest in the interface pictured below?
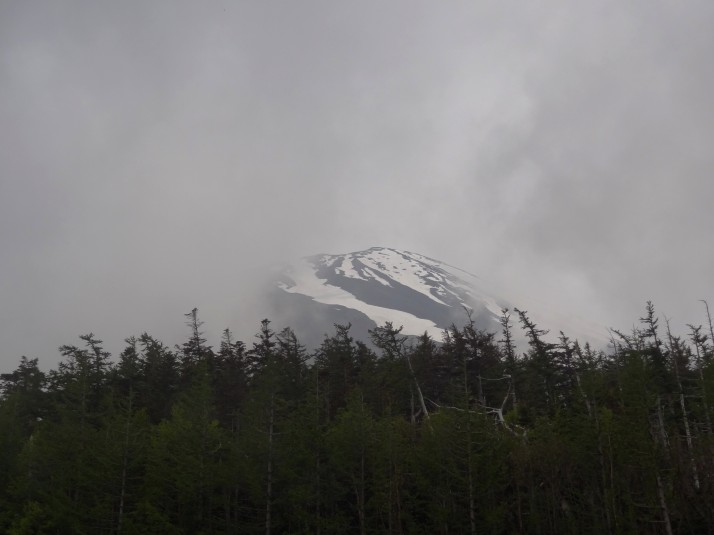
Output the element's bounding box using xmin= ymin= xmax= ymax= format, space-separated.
xmin=1 ymin=302 xmax=714 ymax=534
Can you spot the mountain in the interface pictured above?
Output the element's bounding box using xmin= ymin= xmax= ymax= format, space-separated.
xmin=269 ymin=247 xmax=609 ymax=349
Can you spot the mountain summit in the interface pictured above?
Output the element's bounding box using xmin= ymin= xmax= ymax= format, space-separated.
xmin=270 ymin=247 xmax=608 ymax=349
xmin=271 ymin=247 xmax=504 ymax=346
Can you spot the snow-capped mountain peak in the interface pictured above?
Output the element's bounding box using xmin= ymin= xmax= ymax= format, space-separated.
xmin=270 ymin=247 xmax=609 ymax=350
xmin=275 ymin=247 xmax=507 ymax=342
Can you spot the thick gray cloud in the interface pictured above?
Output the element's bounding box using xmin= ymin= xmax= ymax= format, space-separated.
xmin=1 ymin=1 xmax=712 ymax=369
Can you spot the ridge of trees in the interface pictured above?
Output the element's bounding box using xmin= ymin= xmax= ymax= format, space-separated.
xmin=1 ymin=301 xmax=713 ymax=533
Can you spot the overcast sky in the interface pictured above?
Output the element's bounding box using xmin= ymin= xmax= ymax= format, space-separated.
xmin=2 ymin=1 xmax=713 ymax=370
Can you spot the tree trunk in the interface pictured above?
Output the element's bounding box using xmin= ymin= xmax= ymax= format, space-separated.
xmin=356 ymin=450 xmax=366 ymax=535
xmin=692 ymin=341 xmax=713 ymax=435
xmin=667 ymin=322 xmax=701 ymax=490
xmin=468 ymin=465 xmax=476 ymax=535
xmin=656 ymin=396 xmax=669 ymax=451
xmin=117 ymin=387 xmax=133 ymax=534
xmin=405 ymin=352 xmax=430 ymax=425
xmin=656 ymin=472 xmax=674 ymax=535
xmin=265 ymin=395 xmax=275 ymax=535
xmin=315 ymin=372 xmax=321 ymax=535
xmin=679 ymin=392 xmax=700 ymax=490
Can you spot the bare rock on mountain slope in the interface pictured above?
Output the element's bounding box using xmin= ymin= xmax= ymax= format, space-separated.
xmin=268 ymin=247 xmax=609 ymax=350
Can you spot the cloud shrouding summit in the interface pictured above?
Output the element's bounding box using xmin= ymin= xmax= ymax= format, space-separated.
xmin=1 ymin=1 xmax=713 ymax=368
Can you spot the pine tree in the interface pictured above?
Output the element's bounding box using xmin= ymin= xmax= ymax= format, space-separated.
xmin=144 ymin=376 xmax=225 ymax=533
xmin=213 ymin=328 xmax=248 ymax=430
xmin=514 ymin=309 xmax=557 ymax=420
xmin=325 ymin=391 xmax=376 ymax=535
xmin=177 ymin=308 xmax=214 ymax=388
xmin=315 ymin=324 xmax=357 ymax=421
xmin=137 ymin=333 xmax=179 ymax=424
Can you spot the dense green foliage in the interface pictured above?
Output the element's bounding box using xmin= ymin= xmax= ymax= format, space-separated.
xmin=2 ymin=303 xmax=714 ymax=534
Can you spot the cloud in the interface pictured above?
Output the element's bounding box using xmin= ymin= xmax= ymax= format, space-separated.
xmin=1 ymin=1 xmax=712 ymax=369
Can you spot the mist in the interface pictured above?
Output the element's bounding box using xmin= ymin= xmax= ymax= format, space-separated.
xmin=2 ymin=1 xmax=713 ymax=369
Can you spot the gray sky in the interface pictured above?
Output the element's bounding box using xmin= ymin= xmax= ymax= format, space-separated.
xmin=2 ymin=1 xmax=713 ymax=370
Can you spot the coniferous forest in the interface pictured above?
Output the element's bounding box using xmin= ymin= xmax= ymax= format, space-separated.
xmin=2 ymin=302 xmax=714 ymax=534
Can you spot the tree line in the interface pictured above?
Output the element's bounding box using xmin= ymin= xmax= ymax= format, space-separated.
xmin=1 ymin=302 xmax=714 ymax=534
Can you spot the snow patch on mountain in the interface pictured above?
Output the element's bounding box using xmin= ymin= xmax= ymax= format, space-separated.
xmin=274 ymin=246 xmax=610 ymax=348
xmin=279 ymin=254 xmax=444 ymax=338
xmin=355 ymin=249 xmax=450 ymax=306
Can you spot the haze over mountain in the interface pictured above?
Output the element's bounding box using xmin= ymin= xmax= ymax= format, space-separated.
xmin=270 ymin=247 xmax=609 ymax=349
xmin=2 ymin=2 xmax=713 ymax=371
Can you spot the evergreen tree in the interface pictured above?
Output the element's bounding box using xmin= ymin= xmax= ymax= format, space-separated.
xmin=514 ymin=308 xmax=558 ymax=421
xmin=315 ymin=323 xmax=358 ymax=421
xmin=213 ymin=328 xmax=248 ymax=430
xmin=143 ymin=376 xmax=225 ymax=533
xmin=3 ymin=298 xmax=714 ymax=532
xmin=137 ymin=333 xmax=179 ymax=424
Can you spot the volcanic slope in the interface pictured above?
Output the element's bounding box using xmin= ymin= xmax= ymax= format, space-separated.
xmin=270 ymin=247 xmax=608 ymax=349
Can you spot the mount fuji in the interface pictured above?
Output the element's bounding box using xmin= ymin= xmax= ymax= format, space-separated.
xmin=268 ymin=247 xmax=608 ymax=349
